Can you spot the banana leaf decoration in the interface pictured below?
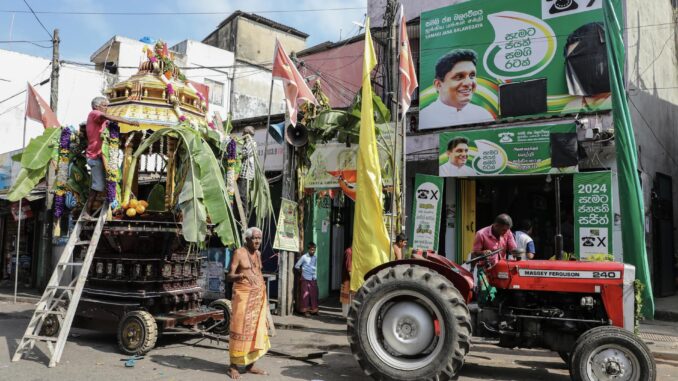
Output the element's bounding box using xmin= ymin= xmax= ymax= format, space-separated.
xmin=20 ymin=127 xmax=61 ymax=170
xmin=122 ymin=125 xmax=240 ymax=247
xmin=7 ymin=127 xmax=61 ymax=202
xmin=248 ymin=151 xmax=274 ymax=229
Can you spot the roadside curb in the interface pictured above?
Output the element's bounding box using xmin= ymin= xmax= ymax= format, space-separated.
xmin=0 ymin=294 xmax=39 ymax=304
xmin=654 ymin=310 xmax=678 ymax=322
xmin=652 ymin=350 xmax=678 ymax=362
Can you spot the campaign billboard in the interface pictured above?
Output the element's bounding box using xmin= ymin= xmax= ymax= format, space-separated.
xmin=438 ymin=123 xmax=578 ymax=177
xmin=420 ymin=0 xmax=613 ymax=130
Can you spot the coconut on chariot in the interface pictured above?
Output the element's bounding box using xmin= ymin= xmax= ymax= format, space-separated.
xmin=8 ymin=41 xmax=272 ymax=359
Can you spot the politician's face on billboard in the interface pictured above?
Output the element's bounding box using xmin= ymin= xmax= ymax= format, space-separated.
xmin=435 ymin=60 xmax=477 ymax=110
xmin=420 ymin=49 xmax=495 ymax=130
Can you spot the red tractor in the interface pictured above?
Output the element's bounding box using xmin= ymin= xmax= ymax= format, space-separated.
xmin=347 ymin=250 xmax=656 ymax=381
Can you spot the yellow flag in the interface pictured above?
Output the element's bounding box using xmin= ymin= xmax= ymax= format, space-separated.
xmin=351 ymin=18 xmax=391 ymax=291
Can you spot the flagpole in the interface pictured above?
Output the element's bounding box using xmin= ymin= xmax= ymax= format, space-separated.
xmin=400 ymin=109 xmax=407 ymax=233
xmin=263 ymin=77 xmax=275 ymax=168
xmin=14 ymin=113 xmax=27 ymax=304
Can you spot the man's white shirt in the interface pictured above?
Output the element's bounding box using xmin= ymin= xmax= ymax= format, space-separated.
xmin=439 ymin=162 xmax=476 ymax=177
xmin=515 ymin=231 xmax=534 ymax=252
xmin=420 ymin=98 xmax=494 ymax=129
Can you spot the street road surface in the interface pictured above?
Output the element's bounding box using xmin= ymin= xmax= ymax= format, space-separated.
xmin=2 ymin=301 xmax=677 ymax=380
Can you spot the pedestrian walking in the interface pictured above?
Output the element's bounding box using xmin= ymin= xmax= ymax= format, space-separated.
xmin=340 ymin=246 xmax=352 ymax=317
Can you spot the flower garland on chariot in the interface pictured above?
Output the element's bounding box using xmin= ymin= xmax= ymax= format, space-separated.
xmin=53 ymin=127 xmax=72 ymax=218
xmin=53 ymin=125 xmax=91 ymax=218
xmin=101 ymin=121 xmax=121 ymax=207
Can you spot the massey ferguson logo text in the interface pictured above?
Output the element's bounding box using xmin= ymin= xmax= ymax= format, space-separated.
xmin=518 ymin=269 xmax=621 ymax=279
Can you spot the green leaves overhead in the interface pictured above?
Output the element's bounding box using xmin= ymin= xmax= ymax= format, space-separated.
xmin=20 ymin=127 xmax=61 ymax=170
xmin=6 ymin=167 xmax=46 ymax=202
xmin=307 ymin=88 xmax=390 ymax=146
xmin=7 ymin=127 xmax=62 ymax=201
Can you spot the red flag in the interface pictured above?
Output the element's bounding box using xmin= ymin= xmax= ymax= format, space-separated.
xmin=25 ymin=83 xmax=60 ymax=129
xmin=399 ymin=5 xmax=418 ymax=116
xmin=271 ymin=39 xmax=318 ymax=126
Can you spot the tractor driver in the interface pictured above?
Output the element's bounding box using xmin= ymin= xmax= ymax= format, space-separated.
xmin=471 ymin=213 xmax=517 ymax=265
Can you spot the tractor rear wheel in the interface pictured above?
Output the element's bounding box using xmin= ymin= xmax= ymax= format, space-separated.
xmin=570 ymin=326 xmax=655 ymax=381
xmin=348 ymin=264 xmax=472 ymax=381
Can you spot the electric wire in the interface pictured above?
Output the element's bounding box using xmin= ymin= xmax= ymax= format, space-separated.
xmin=22 ymin=0 xmax=53 ymax=40
xmin=0 ymin=7 xmax=366 ymax=16
xmin=0 ymin=40 xmax=51 ymax=48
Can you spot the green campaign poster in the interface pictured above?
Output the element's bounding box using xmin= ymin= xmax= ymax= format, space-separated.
xmin=420 ymin=0 xmax=613 ymax=130
xmin=273 ymin=198 xmax=300 ymax=252
xmin=410 ymin=174 xmax=445 ymax=252
xmin=574 ymin=171 xmax=613 ymax=260
xmin=439 ymin=123 xmax=577 ymax=176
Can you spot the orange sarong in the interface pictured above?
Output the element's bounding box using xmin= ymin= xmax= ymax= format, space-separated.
xmin=229 ymin=279 xmax=270 ymax=365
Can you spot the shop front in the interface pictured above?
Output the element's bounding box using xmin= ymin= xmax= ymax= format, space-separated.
xmin=301 ymin=130 xmax=396 ymax=300
xmin=433 ymin=121 xmax=619 ymax=265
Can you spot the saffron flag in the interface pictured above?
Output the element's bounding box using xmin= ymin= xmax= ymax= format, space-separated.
xmin=351 ymin=18 xmax=391 ymax=292
xmin=25 ymin=83 xmax=59 ymax=129
xmin=271 ymin=39 xmax=318 ymax=126
xmin=399 ymin=5 xmax=418 ymax=116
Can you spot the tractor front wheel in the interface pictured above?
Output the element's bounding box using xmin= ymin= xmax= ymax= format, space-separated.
xmin=348 ymin=264 xmax=472 ymax=381
xmin=570 ymin=326 xmax=655 ymax=381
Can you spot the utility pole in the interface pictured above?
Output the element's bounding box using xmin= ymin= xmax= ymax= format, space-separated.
xmin=50 ymin=29 xmax=59 ymax=112
xmin=385 ymin=0 xmax=401 ymax=245
xmin=278 ymin=130 xmax=296 ymax=316
xmin=39 ymin=29 xmax=59 ymax=289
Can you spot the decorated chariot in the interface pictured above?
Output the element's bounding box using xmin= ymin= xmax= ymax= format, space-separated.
xmin=9 ymin=41 xmax=268 ymax=361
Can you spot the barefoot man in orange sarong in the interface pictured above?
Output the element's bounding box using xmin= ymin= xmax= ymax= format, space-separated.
xmin=226 ymin=227 xmax=270 ymax=379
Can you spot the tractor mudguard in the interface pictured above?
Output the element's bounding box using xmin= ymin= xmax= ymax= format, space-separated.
xmin=365 ymin=258 xmax=474 ymax=303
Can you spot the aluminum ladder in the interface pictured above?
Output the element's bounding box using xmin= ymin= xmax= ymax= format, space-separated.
xmin=12 ymin=203 xmax=108 ymax=367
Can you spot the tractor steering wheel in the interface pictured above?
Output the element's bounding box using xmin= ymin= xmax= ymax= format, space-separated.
xmin=463 ymin=249 xmax=504 ymax=266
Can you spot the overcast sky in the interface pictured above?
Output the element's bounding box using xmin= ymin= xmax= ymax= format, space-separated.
xmin=1 ymin=0 xmax=367 ymax=63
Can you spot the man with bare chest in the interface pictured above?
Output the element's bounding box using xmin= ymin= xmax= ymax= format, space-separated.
xmin=226 ymin=227 xmax=270 ymax=379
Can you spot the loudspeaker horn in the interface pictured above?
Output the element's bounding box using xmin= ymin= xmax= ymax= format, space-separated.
xmin=285 ymin=124 xmax=309 ymax=147
xmin=268 ymin=122 xmax=285 ymax=145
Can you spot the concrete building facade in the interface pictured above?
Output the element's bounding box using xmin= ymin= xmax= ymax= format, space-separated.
xmin=202 ymin=11 xmax=308 ymax=120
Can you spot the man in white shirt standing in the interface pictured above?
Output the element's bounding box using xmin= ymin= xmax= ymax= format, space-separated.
xmin=440 ymin=137 xmax=476 ymax=177
xmin=420 ymin=49 xmax=494 ymax=129
xmin=294 ymin=242 xmax=319 ymax=316
xmin=514 ymin=219 xmax=536 ymax=259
